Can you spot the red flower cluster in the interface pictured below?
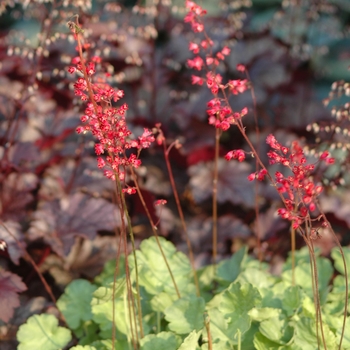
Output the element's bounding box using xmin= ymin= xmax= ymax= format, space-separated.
xmin=259 ymin=134 xmax=334 ymax=229
xmin=184 ymin=1 xmax=207 ymax=33
xmin=224 ymin=149 xmax=246 ymax=162
xmin=69 ymin=55 xmax=154 ymax=193
xmin=185 ymin=1 xmax=249 ymax=131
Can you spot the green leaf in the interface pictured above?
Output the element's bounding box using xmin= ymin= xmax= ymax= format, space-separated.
xmin=282 ymin=285 xmax=304 ymax=316
xmin=17 ymin=314 xmax=72 ymax=350
xmin=283 ymin=247 xmax=321 ymax=271
xmin=75 ymin=321 xmax=100 ymax=346
xmin=236 ymin=267 xmax=276 ymax=290
xmin=178 ymin=330 xmax=201 ymax=350
xmin=325 ymin=275 xmax=349 ymax=316
xmin=94 ymin=257 xmax=125 ymax=286
xmin=140 ymin=331 xmax=182 ymax=350
xmin=218 ymin=282 xmax=262 ymax=338
xmin=331 ymin=247 xmax=350 ymax=275
xmin=69 ymin=346 xmax=97 ymax=350
xmin=201 ymin=340 xmax=232 ymax=350
xmin=90 ymin=339 xmax=115 ymax=350
xmin=92 ymin=279 xmax=126 ymax=301
xmin=282 ymin=259 xmax=333 ymax=301
xmin=254 ymin=332 xmax=287 ymax=350
xmin=91 ymin=292 xmax=127 ymax=337
xmin=219 ymin=282 xmax=262 ymax=316
xmin=216 ymin=246 xmax=247 ymax=284
xmin=197 ymin=264 xmax=216 ymax=301
xmin=259 ymin=316 xmax=293 ymax=344
xmin=129 ymin=237 xmax=194 ymax=296
xmin=293 ymin=316 xmax=337 ymax=350
xmin=206 ymin=307 xmax=233 ymax=346
xmin=91 ymin=279 xmax=128 ymax=338
xmin=240 ymin=322 xmax=260 ymax=350
xmin=57 ymin=279 xmax=96 ymax=329
xmin=324 ymin=314 xmax=350 ymax=348
xmin=150 ymin=292 xmax=177 ymax=313
xmin=248 ymin=308 xmax=281 ymax=322
xmin=165 ymin=295 xmax=205 ymax=334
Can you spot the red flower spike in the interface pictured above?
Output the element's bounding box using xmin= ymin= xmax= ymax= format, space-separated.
xmin=71 ymin=39 xmax=155 ymax=192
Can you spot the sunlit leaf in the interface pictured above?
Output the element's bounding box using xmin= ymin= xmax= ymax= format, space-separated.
xmin=17 ymin=314 xmax=72 ymax=350
xmin=165 ymin=295 xmax=205 ymax=334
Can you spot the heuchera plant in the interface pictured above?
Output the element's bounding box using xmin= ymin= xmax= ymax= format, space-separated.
xmin=183 ymin=1 xmax=347 ymax=348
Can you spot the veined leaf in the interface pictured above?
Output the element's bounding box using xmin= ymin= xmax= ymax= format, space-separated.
xmin=57 ymin=279 xmax=96 ymax=329
xmin=17 ymin=314 xmax=72 ymax=350
xmin=165 ymin=295 xmax=206 ymax=334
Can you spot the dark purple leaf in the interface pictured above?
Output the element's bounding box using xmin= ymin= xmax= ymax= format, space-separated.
xmin=0 ymin=221 xmax=26 ymax=265
xmin=0 ymin=270 xmax=27 ymax=323
xmin=188 ymin=159 xmax=256 ymax=207
xmin=28 ymin=193 xmax=122 ymax=256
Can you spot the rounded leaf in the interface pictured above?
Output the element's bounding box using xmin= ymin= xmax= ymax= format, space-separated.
xmin=57 ymin=279 xmax=96 ymax=329
xmin=17 ymin=314 xmax=72 ymax=350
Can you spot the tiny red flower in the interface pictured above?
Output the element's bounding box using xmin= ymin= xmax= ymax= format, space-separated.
xmin=248 ymin=173 xmax=256 ymax=181
xmin=154 ymin=199 xmax=167 ymax=206
xmin=122 ymin=187 xmax=137 ymax=195
xmin=187 ymin=56 xmax=204 ymax=71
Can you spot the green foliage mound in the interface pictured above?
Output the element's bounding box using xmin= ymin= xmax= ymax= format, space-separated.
xmin=17 ymin=237 xmax=350 ymax=349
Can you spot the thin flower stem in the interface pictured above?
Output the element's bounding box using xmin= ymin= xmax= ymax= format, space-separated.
xmin=163 ymin=140 xmax=200 ymax=296
xmin=129 ymin=166 xmax=181 ymax=299
xmin=212 ymin=127 xmax=220 ymax=266
xmin=291 ymin=201 xmax=299 ymax=286
xmin=204 ymin=313 xmax=212 ymax=350
xmin=291 ymin=225 xmax=296 ymax=286
xmin=0 ymin=221 xmax=57 ymax=306
xmin=318 ymin=205 xmax=348 ymax=350
xmin=117 ymin=178 xmax=144 ymax=338
xmin=246 ymin=70 xmax=262 ymax=264
xmin=111 ymin=225 xmax=124 ymax=350
xmin=304 ymin=232 xmax=321 ymax=350
xmin=305 ymin=235 xmax=327 ymax=350
xmin=115 ymin=179 xmax=139 ymax=349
